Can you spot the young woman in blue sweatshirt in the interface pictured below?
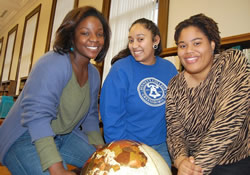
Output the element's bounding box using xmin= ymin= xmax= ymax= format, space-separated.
xmin=100 ymin=18 xmax=177 ymax=168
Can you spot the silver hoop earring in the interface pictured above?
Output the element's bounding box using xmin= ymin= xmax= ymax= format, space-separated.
xmin=153 ymin=44 xmax=158 ymax=49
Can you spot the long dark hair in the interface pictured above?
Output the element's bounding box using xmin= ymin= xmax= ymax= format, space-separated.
xmin=111 ymin=18 xmax=162 ymax=65
xmin=53 ymin=6 xmax=111 ymax=62
xmin=174 ymin=13 xmax=221 ymax=54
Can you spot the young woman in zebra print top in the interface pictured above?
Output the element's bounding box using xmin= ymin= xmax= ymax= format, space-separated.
xmin=166 ymin=14 xmax=249 ymax=175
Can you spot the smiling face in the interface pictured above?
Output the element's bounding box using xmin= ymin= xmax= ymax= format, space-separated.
xmin=128 ymin=23 xmax=160 ymax=65
xmin=73 ymin=16 xmax=104 ymax=60
xmin=177 ymin=26 xmax=215 ymax=80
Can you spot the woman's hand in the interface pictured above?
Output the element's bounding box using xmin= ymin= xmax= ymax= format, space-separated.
xmin=48 ymin=162 xmax=76 ymax=175
xmin=175 ymin=156 xmax=203 ymax=175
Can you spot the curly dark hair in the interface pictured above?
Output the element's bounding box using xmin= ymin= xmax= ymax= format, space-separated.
xmin=111 ymin=18 xmax=162 ymax=65
xmin=53 ymin=6 xmax=111 ymax=62
xmin=174 ymin=13 xmax=221 ymax=54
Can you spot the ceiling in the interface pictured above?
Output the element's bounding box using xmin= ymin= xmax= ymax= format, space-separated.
xmin=0 ymin=0 xmax=37 ymax=33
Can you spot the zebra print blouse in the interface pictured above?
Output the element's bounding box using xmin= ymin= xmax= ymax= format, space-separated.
xmin=166 ymin=49 xmax=249 ymax=174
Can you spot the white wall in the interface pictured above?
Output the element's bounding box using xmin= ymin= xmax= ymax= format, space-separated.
xmin=167 ymin=0 xmax=250 ymax=48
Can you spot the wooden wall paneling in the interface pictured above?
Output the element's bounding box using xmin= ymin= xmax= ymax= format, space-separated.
xmin=96 ymin=0 xmax=111 ymax=83
xmin=0 ymin=25 xmax=18 ymax=83
xmin=45 ymin=0 xmax=79 ymax=52
xmin=0 ymin=37 xmax=4 ymax=56
xmin=160 ymin=32 xmax=250 ymax=58
xmin=15 ymin=4 xmax=41 ymax=95
xmin=102 ymin=0 xmax=111 ymax=20
xmin=158 ymin=0 xmax=169 ymax=49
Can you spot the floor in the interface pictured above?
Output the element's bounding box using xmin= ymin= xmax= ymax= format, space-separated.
xmin=0 ymin=163 xmax=11 ymax=175
xmin=0 ymin=164 xmax=177 ymax=175
xmin=0 ymin=164 xmax=80 ymax=175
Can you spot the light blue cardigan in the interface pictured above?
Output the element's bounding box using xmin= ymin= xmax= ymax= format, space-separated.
xmin=0 ymin=51 xmax=102 ymax=164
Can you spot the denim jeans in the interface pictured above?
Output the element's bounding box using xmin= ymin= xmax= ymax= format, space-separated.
xmin=151 ymin=142 xmax=172 ymax=168
xmin=4 ymin=131 xmax=96 ymax=175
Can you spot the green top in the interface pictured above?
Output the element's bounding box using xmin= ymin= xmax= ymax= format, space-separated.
xmin=35 ymin=72 xmax=103 ymax=171
xmin=51 ymin=72 xmax=90 ymax=134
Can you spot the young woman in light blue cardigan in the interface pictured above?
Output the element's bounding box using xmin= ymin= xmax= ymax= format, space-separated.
xmin=0 ymin=6 xmax=111 ymax=175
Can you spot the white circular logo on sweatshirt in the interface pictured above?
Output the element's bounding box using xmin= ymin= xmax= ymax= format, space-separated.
xmin=137 ymin=77 xmax=167 ymax=107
